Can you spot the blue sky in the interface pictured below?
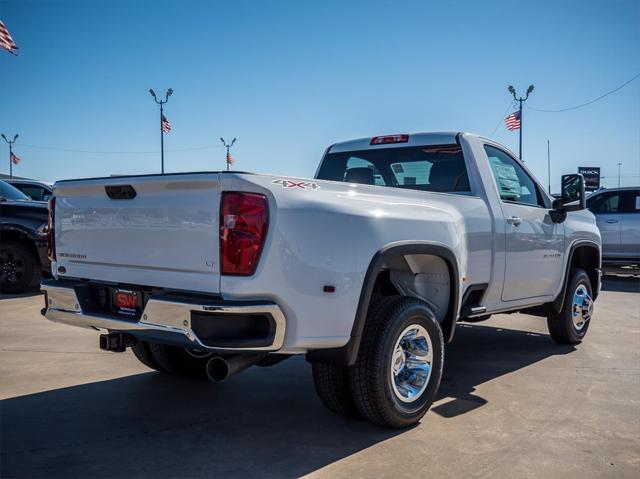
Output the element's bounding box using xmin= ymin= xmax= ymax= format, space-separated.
xmin=1 ymin=0 xmax=638 ymax=192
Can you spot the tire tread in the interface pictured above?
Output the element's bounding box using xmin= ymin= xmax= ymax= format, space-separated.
xmin=131 ymin=341 xmax=167 ymax=373
xmin=312 ymin=362 xmax=359 ymax=417
xmin=348 ymin=295 xmax=409 ymax=426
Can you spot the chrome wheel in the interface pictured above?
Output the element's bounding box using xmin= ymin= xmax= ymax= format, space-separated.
xmin=571 ymin=284 xmax=593 ymax=330
xmin=390 ymin=324 xmax=433 ymax=403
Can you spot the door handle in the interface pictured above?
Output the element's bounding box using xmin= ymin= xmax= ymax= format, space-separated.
xmin=507 ymin=216 xmax=522 ymax=226
xmin=605 ymin=219 xmax=619 ymax=224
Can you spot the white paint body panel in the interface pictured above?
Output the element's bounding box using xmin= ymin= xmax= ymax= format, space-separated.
xmin=499 ymin=201 xmax=564 ymax=301
xmin=54 ymin=175 xmax=221 ymax=293
xmin=50 ymin=133 xmax=600 ymax=353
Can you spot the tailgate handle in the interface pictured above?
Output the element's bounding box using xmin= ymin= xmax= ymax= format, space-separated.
xmin=105 ymin=185 xmax=137 ymax=200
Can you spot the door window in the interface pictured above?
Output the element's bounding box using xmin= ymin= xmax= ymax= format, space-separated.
xmin=17 ymin=185 xmax=47 ymax=201
xmin=588 ymin=192 xmax=621 ymax=214
xmin=621 ymin=190 xmax=640 ymax=214
xmin=484 ymin=145 xmax=545 ymax=207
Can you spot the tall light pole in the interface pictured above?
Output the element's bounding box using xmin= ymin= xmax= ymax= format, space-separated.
xmin=220 ymin=137 xmax=236 ymax=172
xmin=508 ymin=84 xmax=534 ymax=161
xmin=617 ymin=162 xmax=622 ymax=187
xmin=547 ymin=139 xmax=551 ymax=194
xmin=149 ymin=88 xmax=173 ymax=174
xmin=1 ymin=133 xmax=19 ymax=179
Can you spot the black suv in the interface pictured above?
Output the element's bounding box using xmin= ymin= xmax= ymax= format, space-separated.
xmin=0 ymin=180 xmax=51 ymax=293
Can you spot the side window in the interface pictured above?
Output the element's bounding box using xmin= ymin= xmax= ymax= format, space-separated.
xmin=588 ymin=192 xmax=621 ymax=214
xmin=621 ymin=191 xmax=640 ymax=214
xmin=19 ymin=186 xmax=44 ymax=201
xmin=484 ymin=145 xmax=544 ymax=207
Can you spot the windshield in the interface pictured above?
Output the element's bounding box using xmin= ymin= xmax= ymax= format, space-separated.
xmin=0 ymin=180 xmax=31 ymax=201
xmin=316 ymin=145 xmax=471 ymax=194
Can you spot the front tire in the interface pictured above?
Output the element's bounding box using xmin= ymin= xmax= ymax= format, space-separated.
xmin=547 ymin=268 xmax=593 ymax=344
xmin=349 ymin=296 xmax=444 ymax=429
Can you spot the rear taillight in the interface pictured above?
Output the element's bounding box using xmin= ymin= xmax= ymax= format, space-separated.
xmin=220 ymin=192 xmax=268 ymax=276
xmin=370 ymin=134 xmax=409 ymax=145
xmin=47 ymin=197 xmax=56 ymax=261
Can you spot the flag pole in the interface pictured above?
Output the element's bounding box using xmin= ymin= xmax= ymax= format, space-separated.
xmin=1 ymin=133 xmax=19 ymax=179
xmin=508 ymin=85 xmax=534 ymax=162
xmin=220 ymin=138 xmax=236 ymax=172
xmin=149 ymin=88 xmax=172 ymax=174
xmin=547 ymin=140 xmax=551 ymax=194
xmin=519 ymin=98 xmax=523 ymax=161
xmin=160 ymin=102 xmax=164 ymax=174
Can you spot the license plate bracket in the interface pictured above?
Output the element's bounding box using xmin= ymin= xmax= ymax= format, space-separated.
xmin=112 ymin=289 xmax=141 ymax=317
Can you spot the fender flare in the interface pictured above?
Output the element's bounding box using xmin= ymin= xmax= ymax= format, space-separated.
xmin=552 ymin=239 xmax=601 ymax=312
xmin=0 ymin=223 xmax=42 ymax=241
xmin=307 ymin=241 xmax=460 ymax=366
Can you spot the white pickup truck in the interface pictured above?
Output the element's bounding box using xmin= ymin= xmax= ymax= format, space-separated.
xmin=42 ymin=132 xmax=601 ymax=428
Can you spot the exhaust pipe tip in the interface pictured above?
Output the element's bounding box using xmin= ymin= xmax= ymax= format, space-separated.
xmin=206 ymin=357 xmax=231 ymax=383
xmin=205 ymin=353 xmax=266 ymax=383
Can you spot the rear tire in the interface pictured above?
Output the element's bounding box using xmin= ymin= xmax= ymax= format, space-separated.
xmin=547 ymin=268 xmax=593 ymax=344
xmin=131 ymin=341 xmax=166 ymax=373
xmin=148 ymin=343 xmax=214 ymax=379
xmin=348 ymin=296 xmax=444 ymax=429
xmin=311 ymin=296 xmax=399 ymax=419
xmin=0 ymin=241 xmax=38 ymax=294
xmin=312 ymin=362 xmax=360 ymax=418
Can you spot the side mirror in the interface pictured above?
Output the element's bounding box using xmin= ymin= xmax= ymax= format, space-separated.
xmin=561 ymin=174 xmax=586 ymax=211
xmin=550 ymin=174 xmax=586 ymax=223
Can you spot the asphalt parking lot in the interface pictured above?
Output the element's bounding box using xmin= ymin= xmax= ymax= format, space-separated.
xmin=1 ymin=277 xmax=639 ymax=479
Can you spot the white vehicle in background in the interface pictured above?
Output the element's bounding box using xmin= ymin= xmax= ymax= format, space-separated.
xmin=586 ymin=187 xmax=640 ymax=274
xmin=41 ymin=132 xmax=601 ymax=428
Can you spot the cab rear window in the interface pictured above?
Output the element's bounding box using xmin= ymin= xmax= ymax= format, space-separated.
xmin=316 ymin=145 xmax=471 ymax=194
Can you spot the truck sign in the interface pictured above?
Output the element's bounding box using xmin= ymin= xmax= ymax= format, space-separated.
xmin=578 ymin=167 xmax=601 ymax=191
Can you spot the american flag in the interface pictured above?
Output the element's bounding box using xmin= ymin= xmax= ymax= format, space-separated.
xmin=0 ymin=20 xmax=18 ymax=55
xmin=10 ymin=152 xmax=20 ymax=165
xmin=504 ymin=110 xmax=521 ymax=131
xmin=161 ymin=115 xmax=171 ymax=133
xmin=226 ymin=151 xmax=235 ymax=166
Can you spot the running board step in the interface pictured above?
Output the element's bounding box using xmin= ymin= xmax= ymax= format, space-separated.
xmin=460 ymin=305 xmax=487 ymax=318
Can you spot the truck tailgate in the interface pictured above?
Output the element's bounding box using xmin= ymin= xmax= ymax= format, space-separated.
xmin=53 ymin=174 xmax=221 ymax=294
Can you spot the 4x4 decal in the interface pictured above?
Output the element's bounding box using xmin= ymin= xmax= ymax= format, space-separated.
xmin=271 ymin=179 xmax=320 ymax=190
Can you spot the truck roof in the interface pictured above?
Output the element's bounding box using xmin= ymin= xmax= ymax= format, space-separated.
xmin=327 ymin=131 xmax=463 ymax=153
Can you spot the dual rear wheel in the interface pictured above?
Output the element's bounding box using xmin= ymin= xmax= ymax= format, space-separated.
xmin=313 ymin=296 xmax=444 ymax=429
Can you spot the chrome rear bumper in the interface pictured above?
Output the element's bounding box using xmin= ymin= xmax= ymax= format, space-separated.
xmin=41 ymin=281 xmax=286 ymax=352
